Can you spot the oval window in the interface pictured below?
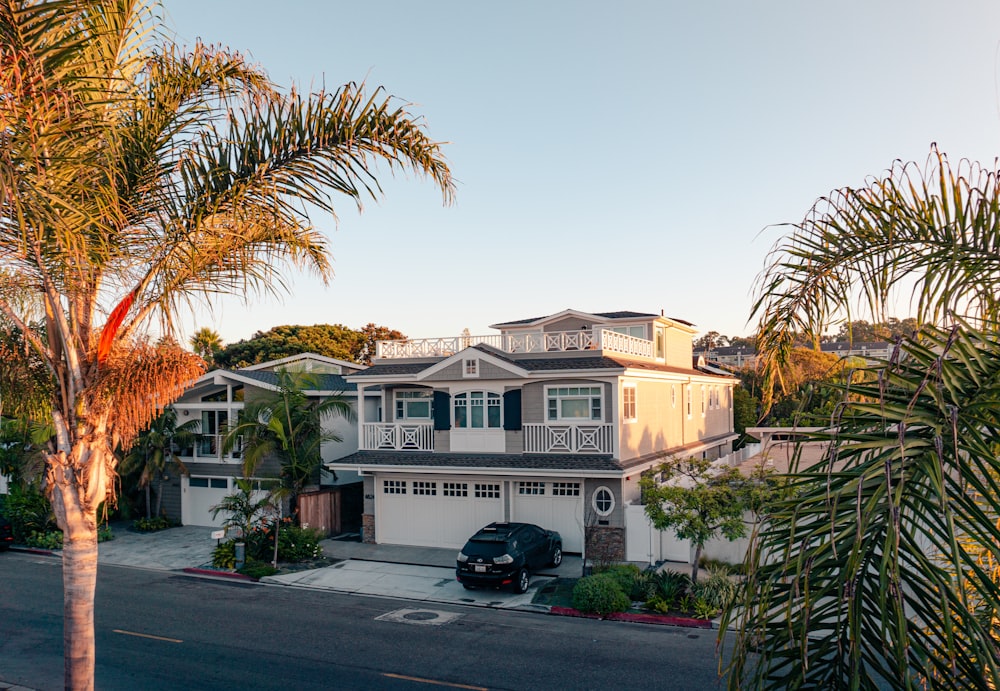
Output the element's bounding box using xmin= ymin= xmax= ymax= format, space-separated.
xmin=592 ymin=486 xmax=615 ymax=516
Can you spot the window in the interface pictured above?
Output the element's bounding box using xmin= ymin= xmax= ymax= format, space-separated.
xmin=623 ymin=385 xmax=637 ymax=422
xmin=592 ymin=486 xmax=615 ymax=516
xmin=199 ymin=410 xmax=228 ymax=455
xmin=551 ymin=482 xmax=581 ymax=496
xmin=443 ymin=482 xmax=468 ymax=497
xmin=611 ymin=325 xmax=646 ymax=339
xmin=547 ymin=386 xmax=603 ymax=421
xmin=475 ymin=483 xmax=500 ymax=499
xmin=210 ymin=478 xmax=228 ymax=489
xmin=454 ymin=391 xmax=502 ymax=428
xmin=383 ymin=480 xmax=407 ymax=494
xmin=518 ymin=481 xmax=546 ymax=495
xmin=701 ymin=386 xmax=706 ymax=416
xmin=686 ymin=385 xmax=692 ymax=418
xmin=655 ymin=328 xmax=665 ymax=358
xmin=395 ymin=390 xmax=433 ymax=420
xmin=463 ymin=358 xmax=479 ymax=378
xmin=413 ymin=481 xmax=437 ymax=496
xmin=189 ymin=477 xmax=209 ymax=488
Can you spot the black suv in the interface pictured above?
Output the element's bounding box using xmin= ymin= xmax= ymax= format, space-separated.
xmin=456 ymin=522 xmax=562 ymax=593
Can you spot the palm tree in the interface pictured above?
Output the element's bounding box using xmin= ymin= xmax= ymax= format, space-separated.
xmin=190 ymin=327 xmax=223 ymax=367
xmin=223 ymin=369 xmax=353 ymax=503
xmin=734 ymin=147 xmax=1000 ymax=688
xmin=119 ymin=408 xmax=197 ymax=520
xmin=0 ymin=2 xmax=453 ymax=687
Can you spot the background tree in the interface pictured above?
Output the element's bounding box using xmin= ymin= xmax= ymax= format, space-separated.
xmin=213 ymin=322 xmax=406 ymax=368
xmin=639 ymin=457 xmax=753 ymax=581
xmin=190 ymin=327 xmax=223 ymax=367
xmin=0 ymin=1 xmax=453 ymax=686
xmin=693 ymin=331 xmax=728 ymax=350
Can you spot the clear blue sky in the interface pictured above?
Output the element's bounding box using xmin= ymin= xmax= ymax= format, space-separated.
xmin=166 ymin=0 xmax=1000 ymax=346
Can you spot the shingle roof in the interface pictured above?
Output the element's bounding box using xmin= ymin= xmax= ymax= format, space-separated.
xmin=232 ymin=369 xmax=357 ymax=392
xmin=348 ymin=362 xmax=432 ymax=377
xmin=328 ymin=450 xmax=623 ymax=473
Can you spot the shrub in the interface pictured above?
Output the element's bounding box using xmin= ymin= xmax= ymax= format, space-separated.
xmin=651 ymin=570 xmax=692 ymax=605
xmin=693 ymin=565 xmax=737 ymax=613
xmin=239 ymin=560 xmax=279 ymax=579
xmin=693 ymin=597 xmax=717 ymax=620
xmin=25 ymin=529 xmax=63 ymax=550
xmin=572 ymin=574 xmax=630 ymax=615
xmin=212 ymin=541 xmax=237 ymax=569
xmin=98 ymin=525 xmax=115 ymax=542
xmin=593 ymin=563 xmax=642 ymax=599
xmin=132 ymin=516 xmax=173 ymax=532
xmin=275 ymin=523 xmax=323 ymax=562
xmin=3 ymin=485 xmax=57 ymax=543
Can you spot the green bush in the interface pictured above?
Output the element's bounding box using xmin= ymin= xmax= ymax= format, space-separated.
xmin=593 ymin=563 xmax=642 ymax=599
xmin=693 ymin=565 xmax=737 ymax=613
xmin=651 ymin=570 xmax=692 ymax=605
xmin=98 ymin=525 xmax=114 ymax=542
xmin=572 ymin=574 xmax=630 ymax=615
xmin=212 ymin=541 xmax=236 ymax=569
xmin=3 ymin=485 xmax=57 ymax=543
xmin=238 ymin=560 xmax=279 ymax=579
xmin=243 ymin=520 xmax=323 ymax=563
xmin=132 ymin=516 xmax=173 ymax=532
xmin=25 ymin=529 xmax=63 ymax=549
xmin=692 ymin=597 xmax=717 ymax=620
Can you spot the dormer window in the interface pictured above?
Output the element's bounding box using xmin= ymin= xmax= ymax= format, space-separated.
xmin=463 ymin=358 xmax=479 ymax=378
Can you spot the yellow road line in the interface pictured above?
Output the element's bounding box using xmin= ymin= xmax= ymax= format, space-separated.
xmin=382 ymin=672 xmax=487 ymax=690
xmin=112 ymin=629 xmax=183 ymax=643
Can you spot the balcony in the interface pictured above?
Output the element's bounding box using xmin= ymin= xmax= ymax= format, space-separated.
xmin=178 ymin=434 xmax=242 ymax=461
xmin=523 ymin=423 xmax=613 ymax=454
xmin=362 ymin=423 xmax=434 ymax=451
xmin=376 ymin=329 xmax=653 ymax=359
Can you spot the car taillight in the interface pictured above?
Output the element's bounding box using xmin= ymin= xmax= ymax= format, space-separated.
xmin=456 ymin=552 xmax=469 ymax=563
xmin=493 ymin=553 xmax=514 ymax=565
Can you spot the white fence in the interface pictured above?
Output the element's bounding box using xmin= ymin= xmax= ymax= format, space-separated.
xmin=376 ymin=329 xmax=654 ymax=359
xmin=523 ymin=423 xmax=613 ymax=453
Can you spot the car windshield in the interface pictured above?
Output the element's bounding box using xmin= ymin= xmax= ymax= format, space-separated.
xmin=464 ymin=538 xmax=511 ymax=558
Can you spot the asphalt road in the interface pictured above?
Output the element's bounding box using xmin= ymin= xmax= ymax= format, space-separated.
xmin=1 ymin=551 xmax=732 ymax=690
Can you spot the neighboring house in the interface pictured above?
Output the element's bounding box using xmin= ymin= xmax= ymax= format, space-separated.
xmin=694 ymin=341 xmax=893 ymax=368
xmin=327 ymin=309 xmax=739 ymax=559
xmin=163 ymin=353 xmax=375 ymax=527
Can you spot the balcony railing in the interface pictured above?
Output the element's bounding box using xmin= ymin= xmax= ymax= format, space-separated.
xmin=362 ymin=423 xmax=434 ymax=451
xmin=376 ymin=329 xmax=653 ymax=359
xmin=523 ymin=423 xmax=613 ymax=454
xmin=186 ymin=434 xmax=242 ymax=460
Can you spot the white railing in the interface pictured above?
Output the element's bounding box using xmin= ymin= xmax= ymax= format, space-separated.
xmin=193 ymin=434 xmax=242 ymax=460
xmin=362 ymin=423 xmax=434 ymax=451
xmin=523 ymin=423 xmax=613 ymax=454
xmin=376 ymin=329 xmax=653 ymax=359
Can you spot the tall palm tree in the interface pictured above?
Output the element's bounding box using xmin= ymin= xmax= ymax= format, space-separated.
xmin=735 ymin=147 xmax=1000 ymax=688
xmin=119 ymin=407 xmax=197 ymax=519
xmin=0 ymin=1 xmax=453 ymax=687
xmin=189 ymin=327 xmax=223 ymax=367
xmin=223 ymin=369 xmax=353 ymax=501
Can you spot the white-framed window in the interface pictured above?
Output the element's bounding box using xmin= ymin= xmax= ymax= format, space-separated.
xmin=443 ymin=482 xmax=468 ymax=497
xmin=655 ymin=328 xmax=665 ymax=359
xmin=611 ymin=325 xmax=646 ymax=339
xmin=547 ymin=386 xmax=603 ymax=422
xmin=592 ymin=486 xmax=615 ymax=516
xmin=475 ymin=483 xmax=500 ymax=499
xmin=189 ymin=476 xmax=228 ymax=490
xmin=383 ymin=480 xmax=406 ymax=494
xmin=395 ymin=390 xmax=433 ymax=420
xmin=686 ymin=385 xmax=692 ymax=418
xmin=551 ymin=482 xmax=581 ymax=496
xmin=518 ymin=481 xmax=546 ymax=495
xmin=454 ymin=391 xmax=502 ymax=428
xmin=463 ymin=358 xmax=479 ymax=378
xmin=413 ymin=481 xmax=437 ymax=496
xmin=623 ymin=384 xmax=637 ymax=422
xmin=701 ymin=385 xmax=706 ymax=416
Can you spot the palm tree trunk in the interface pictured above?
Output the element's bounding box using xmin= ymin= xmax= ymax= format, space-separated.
xmin=49 ymin=458 xmax=101 ymax=691
xmin=145 ymin=484 xmax=152 ymax=520
xmin=154 ymin=477 xmax=163 ymax=518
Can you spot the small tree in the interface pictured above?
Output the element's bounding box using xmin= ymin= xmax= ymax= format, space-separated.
xmin=640 ymin=457 xmax=750 ymax=581
xmin=120 ymin=409 xmax=198 ymax=519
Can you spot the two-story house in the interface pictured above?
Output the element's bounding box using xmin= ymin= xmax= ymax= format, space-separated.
xmin=163 ymin=353 xmax=375 ymax=527
xmin=327 ymin=309 xmax=739 ymax=560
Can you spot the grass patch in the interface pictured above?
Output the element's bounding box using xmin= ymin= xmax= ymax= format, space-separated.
xmin=532 ymin=578 xmax=578 ymax=607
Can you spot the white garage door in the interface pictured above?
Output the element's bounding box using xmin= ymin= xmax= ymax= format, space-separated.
xmin=183 ymin=476 xmax=232 ymax=527
xmin=511 ymin=480 xmax=584 ymax=553
xmin=377 ymin=476 xmax=504 ymax=549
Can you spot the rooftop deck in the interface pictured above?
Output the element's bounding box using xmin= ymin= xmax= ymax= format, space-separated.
xmin=375 ymin=328 xmax=654 ymax=360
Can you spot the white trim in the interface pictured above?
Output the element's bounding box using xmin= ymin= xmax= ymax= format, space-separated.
xmin=327 ymin=463 xmax=623 ymax=479
xmin=592 ymin=486 xmax=615 ymax=516
xmin=415 ymin=347 xmax=530 ymax=381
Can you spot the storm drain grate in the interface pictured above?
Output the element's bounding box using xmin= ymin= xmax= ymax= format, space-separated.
xmin=376 ymin=608 xmax=464 ymax=626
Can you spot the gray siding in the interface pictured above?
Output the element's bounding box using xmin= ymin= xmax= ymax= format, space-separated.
xmin=584 ymin=478 xmax=624 ymax=528
xmin=159 ymin=478 xmax=183 ymax=523
xmin=505 ymin=430 xmax=523 ymax=453
xmin=434 ymin=430 xmax=451 ymax=452
xmin=422 ymin=358 xmax=516 ymax=382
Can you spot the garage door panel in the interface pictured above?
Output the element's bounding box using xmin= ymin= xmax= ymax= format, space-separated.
xmin=377 ymin=477 xmax=502 ymax=549
xmin=512 ymin=481 xmax=584 ymax=553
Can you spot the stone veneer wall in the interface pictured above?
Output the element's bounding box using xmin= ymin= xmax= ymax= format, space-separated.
xmin=362 ymin=513 xmax=376 ymax=544
xmin=585 ymin=526 xmax=625 ymax=563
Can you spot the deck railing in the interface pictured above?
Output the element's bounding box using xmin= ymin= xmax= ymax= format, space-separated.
xmin=523 ymin=423 xmax=613 ymax=454
xmin=376 ymin=329 xmax=653 ymax=359
xmin=362 ymin=423 xmax=434 ymax=451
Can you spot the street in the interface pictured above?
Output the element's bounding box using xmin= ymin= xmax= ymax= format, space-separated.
xmin=1 ymin=552 xmax=731 ymax=690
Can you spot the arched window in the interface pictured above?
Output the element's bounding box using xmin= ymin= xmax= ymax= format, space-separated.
xmin=453 ymin=391 xmax=502 ymax=428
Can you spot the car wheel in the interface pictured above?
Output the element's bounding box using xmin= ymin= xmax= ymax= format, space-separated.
xmin=550 ymin=546 xmax=563 ymax=567
xmin=514 ymin=568 xmax=530 ymax=594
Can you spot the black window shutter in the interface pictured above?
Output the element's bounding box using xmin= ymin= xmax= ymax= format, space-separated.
xmin=433 ymin=391 xmax=451 ymax=430
xmin=503 ymin=390 xmax=522 ymax=431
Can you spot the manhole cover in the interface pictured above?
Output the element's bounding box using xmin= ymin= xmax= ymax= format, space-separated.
xmin=375 ymin=608 xmax=464 ymax=626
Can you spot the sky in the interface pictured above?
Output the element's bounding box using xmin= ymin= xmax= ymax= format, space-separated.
xmin=165 ymin=0 xmax=1000 ymax=347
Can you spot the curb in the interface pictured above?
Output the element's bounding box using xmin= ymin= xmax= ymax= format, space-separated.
xmin=8 ymin=546 xmax=57 ymax=557
xmin=181 ymin=567 xmax=256 ymax=582
xmin=549 ymin=605 xmax=713 ymax=629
